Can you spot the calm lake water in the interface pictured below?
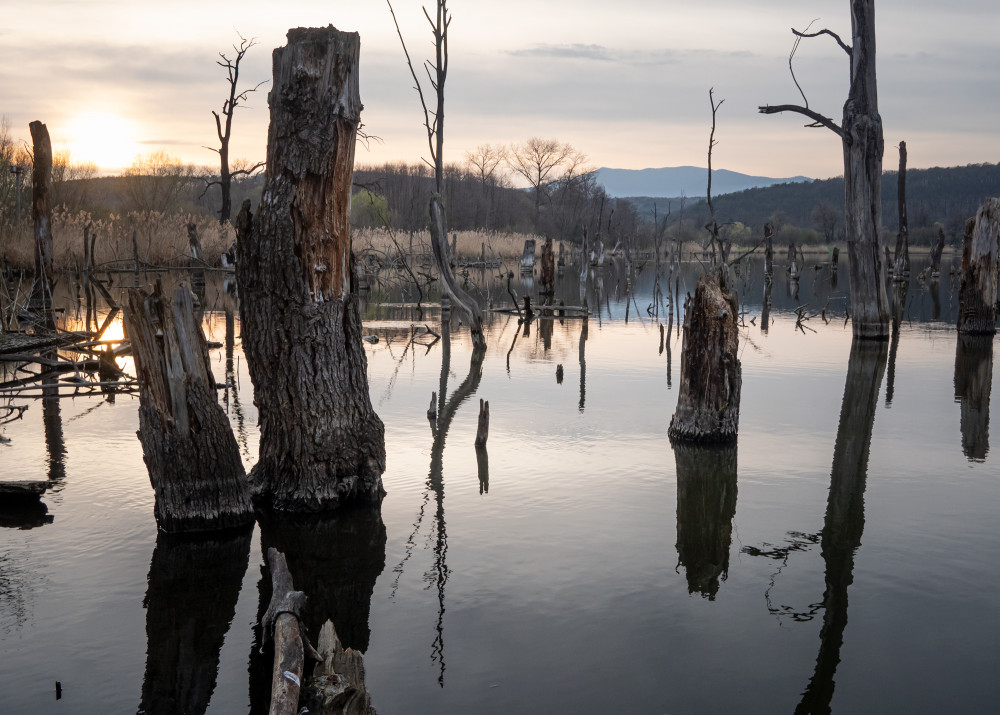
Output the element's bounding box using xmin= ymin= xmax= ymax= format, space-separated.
xmin=1 ymin=253 xmax=998 ymax=714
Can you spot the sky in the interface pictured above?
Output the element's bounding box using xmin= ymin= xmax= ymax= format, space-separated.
xmin=2 ymin=0 xmax=998 ymax=181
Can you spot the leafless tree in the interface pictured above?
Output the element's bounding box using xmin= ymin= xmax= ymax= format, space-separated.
xmin=203 ymin=33 xmax=265 ymax=224
xmin=705 ymin=88 xmax=726 ymax=263
xmin=388 ymin=0 xmax=485 ymax=349
xmin=506 ymin=137 xmax=582 ymax=221
xmin=759 ymin=3 xmax=889 ymax=338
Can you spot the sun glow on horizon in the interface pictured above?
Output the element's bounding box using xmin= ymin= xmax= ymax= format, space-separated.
xmin=60 ymin=112 xmax=144 ymax=172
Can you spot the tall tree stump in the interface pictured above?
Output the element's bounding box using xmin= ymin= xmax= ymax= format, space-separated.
xmin=29 ymin=121 xmax=54 ymax=314
xmin=668 ymin=273 xmax=741 ymax=443
xmin=124 ymin=282 xmax=253 ymax=532
xmin=235 ymin=27 xmax=386 ymax=511
xmin=957 ymin=199 xmax=1000 ymax=335
xmin=539 ymin=237 xmax=555 ymax=294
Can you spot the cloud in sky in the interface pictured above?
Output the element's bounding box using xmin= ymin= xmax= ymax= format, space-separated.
xmin=1 ymin=0 xmax=997 ymax=178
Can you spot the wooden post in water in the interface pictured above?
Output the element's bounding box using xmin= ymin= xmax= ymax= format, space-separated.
xmin=929 ymin=226 xmax=946 ymax=278
xmin=957 ymin=199 xmax=1000 ymax=335
xmin=123 ymin=282 xmax=254 ymax=532
xmin=668 ymin=271 xmax=741 ymax=443
xmin=235 ymin=27 xmax=386 ymax=511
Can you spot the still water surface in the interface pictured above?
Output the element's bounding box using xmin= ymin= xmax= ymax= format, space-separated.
xmin=1 ymin=256 xmax=998 ymax=713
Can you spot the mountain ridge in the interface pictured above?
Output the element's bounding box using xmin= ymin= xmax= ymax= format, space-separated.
xmin=595 ymin=165 xmax=811 ymax=199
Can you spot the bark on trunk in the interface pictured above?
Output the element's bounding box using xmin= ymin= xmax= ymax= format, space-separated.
xmin=123 ymin=282 xmax=253 ymax=532
xmin=893 ymin=140 xmax=910 ymax=279
xmin=957 ymin=198 xmax=1000 ymax=335
xmin=29 ymin=121 xmax=54 ymax=312
xmin=235 ymin=27 xmax=386 ymax=511
xmin=668 ymin=272 xmax=741 ymax=443
xmin=843 ymin=0 xmax=889 ymax=338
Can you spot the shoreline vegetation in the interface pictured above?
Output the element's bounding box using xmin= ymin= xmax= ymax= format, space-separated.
xmin=0 ymin=212 xmax=955 ymax=276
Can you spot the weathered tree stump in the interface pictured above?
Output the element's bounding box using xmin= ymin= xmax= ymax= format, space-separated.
xmin=539 ymin=237 xmax=554 ymax=293
xmin=305 ymin=620 xmax=377 ymax=715
xmin=668 ymin=273 xmax=741 ymax=443
xmin=520 ymin=238 xmax=536 ymax=273
xmin=892 ymin=140 xmax=910 ymax=280
xmin=29 ymin=121 xmax=54 ymax=317
xmin=123 ymin=282 xmax=253 ymax=532
xmin=929 ymin=226 xmax=946 ymax=277
xmin=763 ymin=221 xmax=774 ymax=280
xmin=235 ymin=27 xmax=386 ymax=511
xmin=957 ymin=199 xmax=1000 ymax=335
xmin=475 ymin=398 xmax=489 ymax=447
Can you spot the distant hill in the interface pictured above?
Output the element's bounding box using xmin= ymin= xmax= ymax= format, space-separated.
xmin=625 ymin=162 xmax=1000 ymax=245
xmin=595 ymin=166 xmax=811 ymax=199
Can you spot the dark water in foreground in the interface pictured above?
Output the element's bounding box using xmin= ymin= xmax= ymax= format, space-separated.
xmin=1 ymin=255 xmax=999 ymax=714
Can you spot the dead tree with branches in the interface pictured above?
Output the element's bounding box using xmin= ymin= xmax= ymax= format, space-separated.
xmin=388 ymin=0 xmax=485 ymax=351
xmin=203 ymin=33 xmax=266 ymax=225
xmin=760 ymin=4 xmax=890 ymax=338
xmin=705 ymin=89 xmax=727 ymax=264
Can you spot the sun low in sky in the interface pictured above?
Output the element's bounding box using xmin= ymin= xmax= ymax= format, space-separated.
xmin=59 ymin=112 xmax=145 ymax=172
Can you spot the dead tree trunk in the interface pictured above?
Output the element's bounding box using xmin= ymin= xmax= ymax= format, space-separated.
xmin=305 ymin=620 xmax=377 ymax=715
xmin=539 ymin=237 xmax=554 ymax=294
xmin=841 ymin=1 xmax=889 ymax=338
xmin=263 ymin=548 xmax=307 ymax=715
xmin=668 ymin=272 xmax=741 ymax=443
xmin=763 ymin=221 xmax=774 ymax=280
xmin=893 ymin=140 xmax=910 ymax=280
xmin=29 ymin=121 xmax=54 ymax=314
xmin=429 ymin=198 xmax=485 ymax=350
xmin=123 ymin=282 xmax=253 ymax=532
xmin=930 ymin=226 xmax=946 ymax=277
xmin=957 ymin=198 xmax=1000 ymax=335
xmin=760 ymin=1 xmax=889 ymax=338
xmin=235 ymin=27 xmax=386 ymax=511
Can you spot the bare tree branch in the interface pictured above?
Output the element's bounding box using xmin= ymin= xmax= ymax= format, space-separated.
xmin=793 ymin=27 xmax=852 ymax=57
xmin=758 ymin=104 xmax=845 ymax=139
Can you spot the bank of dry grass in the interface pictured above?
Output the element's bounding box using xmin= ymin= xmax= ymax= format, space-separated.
xmin=2 ymin=210 xmax=235 ymax=271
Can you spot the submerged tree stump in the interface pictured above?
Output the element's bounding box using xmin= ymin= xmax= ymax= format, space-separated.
xmin=29 ymin=121 xmax=54 ymax=315
xmin=668 ymin=273 xmax=741 ymax=443
xmin=124 ymin=282 xmax=253 ymax=532
xmin=235 ymin=26 xmax=386 ymax=511
xmin=957 ymin=199 xmax=1000 ymax=335
xmin=305 ymin=620 xmax=377 ymax=715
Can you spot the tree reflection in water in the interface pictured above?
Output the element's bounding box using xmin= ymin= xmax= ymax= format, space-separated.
xmin=250 ymin=507 xmax=387 ymax=712
xmin=391 ymin=315 xmax=486 ymax=687
xmin=138 ymin=527 xmax=252 ymax=715
xmin=741 ymin=339 xmax=887 ymax=713
xmin=673 ymin=443 xmax=738 ymax=600
xmin=954 ymin=334 xmax=993 ymax=461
